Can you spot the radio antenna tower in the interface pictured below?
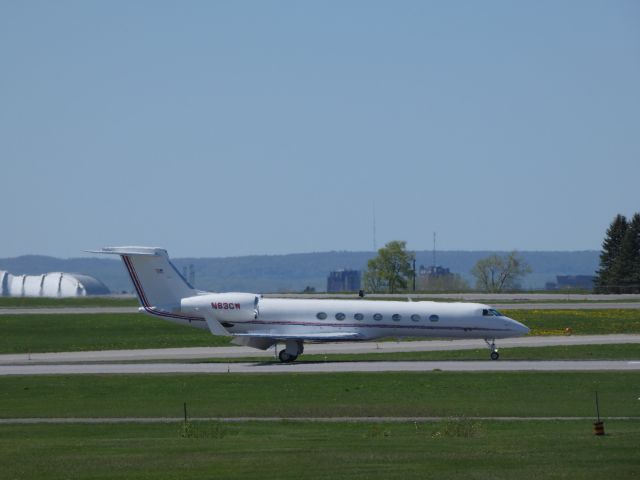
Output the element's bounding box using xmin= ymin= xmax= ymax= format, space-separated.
xmin=372 ymin=202 xmax=377 ymax=252
xmin=432 ymin=232 xmax=437 ymax=267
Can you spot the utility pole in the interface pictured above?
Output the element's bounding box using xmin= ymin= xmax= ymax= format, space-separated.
xmin=412 ymin=258 xmax=416 ymax=292
xmin=372 ymin=202 xmax=377 ymax=252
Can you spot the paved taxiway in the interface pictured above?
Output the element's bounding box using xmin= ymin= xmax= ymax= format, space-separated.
xmin=1 ymin=360 xmax=639 ymax=376
xmin=2 ymin=301 xmax=640 ymax=315
xmin=2 ymin=298 xmax=638 ymax=375
xmin=2 ymin=416 xmax=638 ymax=424
xmin=1 ymin=334 xmax=638 ymax=365
xmin=270 ymin=293 xmax=640 ymax=301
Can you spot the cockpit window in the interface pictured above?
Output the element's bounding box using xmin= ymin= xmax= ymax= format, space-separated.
xmin=482 ymin=309 xmax=503 ymax=317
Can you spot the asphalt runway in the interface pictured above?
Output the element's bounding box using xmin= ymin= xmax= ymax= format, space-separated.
xmin=1 ymin=360 xmax=639 ymax=376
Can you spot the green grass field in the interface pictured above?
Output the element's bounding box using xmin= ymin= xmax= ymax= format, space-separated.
xmin=1 ymin=420 xmax=638 ymax=480
xmin=1 ymin=372 xmax=638 ymax=418
xmin=1 ymin=309 xmax=639 ymax=354
xmin=2 ymin=303 xmax=639 ymax=478
xmin=0 ymin=313 xmax=227 ymax=353
xmin=504 ymin=309 xmax=640 ymax=335
xmin=1 ymin=372 xmax=639 ymax=479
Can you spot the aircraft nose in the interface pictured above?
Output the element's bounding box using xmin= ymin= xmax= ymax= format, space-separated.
xmin=511 ymin=319 xmax=530 ymax=336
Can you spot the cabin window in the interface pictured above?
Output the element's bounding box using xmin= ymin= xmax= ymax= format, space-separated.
xmin=354 ymin=313 xmax=364 ymax=321
xmin=411 ymin=314 xmax=421 ymax=322
xmin=335 ymin=312 xmax=346 ymax=321
xmin=316 ymin=312 xmax=327 ymax=320
xmin=429 ymin=314 xmax=439 ymax=322
xmin=392 ymin=314 xmax=402 ymax=322
xmin=373 ymin=313 xmax=383 ymax=321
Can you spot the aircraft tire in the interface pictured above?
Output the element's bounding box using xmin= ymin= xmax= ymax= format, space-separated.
xmin=278 ymin=350 xmax=297 ymax=363
xmin=490 ymin=351 xmax=499 ymax=361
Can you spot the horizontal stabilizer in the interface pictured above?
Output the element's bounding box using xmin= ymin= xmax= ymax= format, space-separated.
xmin=85 ymin=247 xmax=165 ymax=256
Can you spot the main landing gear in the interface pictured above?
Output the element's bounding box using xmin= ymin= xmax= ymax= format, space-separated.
xmin=278 ymin=340 xmax=304 ymax=363
xmin=485 ymin=338 xmax=500 ymax=360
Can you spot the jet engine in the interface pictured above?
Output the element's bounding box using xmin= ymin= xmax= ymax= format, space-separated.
xmin=181 ymin=292 xmax=259 ymax=322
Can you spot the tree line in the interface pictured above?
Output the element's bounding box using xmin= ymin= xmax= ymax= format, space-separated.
xmin=595 ymin=213 xmax=640 ymax=293
xmin=364 ymin=240 xmax=530 ymax=293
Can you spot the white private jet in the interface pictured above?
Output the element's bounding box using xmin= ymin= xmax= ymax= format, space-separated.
xmin=91 ymin=246 xmax=530 ymax=362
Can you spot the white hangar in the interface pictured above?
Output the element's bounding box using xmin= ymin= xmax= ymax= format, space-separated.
xmin=0 ymin=271 xmax=110 ymax=297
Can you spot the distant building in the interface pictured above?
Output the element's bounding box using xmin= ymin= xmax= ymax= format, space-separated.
xmin=0 ymin=271 xmax=110 ymax=297
xmin=418 ymin=265 xmax=451 ymax=277
xmin=546 ymin=275 xmax=595 ymax=291
xmin=416 ymin=264 xmax=468 ymax=291
xmin=327 ymin=269 xmax=361 ymax=293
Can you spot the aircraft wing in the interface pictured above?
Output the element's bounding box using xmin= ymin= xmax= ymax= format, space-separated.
xmin=234 ymin=332 xmax=361 ymax=341
xmin=231 ymin=332 xmax=362 ymax=350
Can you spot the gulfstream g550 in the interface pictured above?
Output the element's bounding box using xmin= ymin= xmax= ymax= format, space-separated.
xmin=91 ymin=246 xmax=529 ymax=362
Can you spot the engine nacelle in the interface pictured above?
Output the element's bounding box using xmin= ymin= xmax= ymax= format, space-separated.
xmin=181 ymin=292 xmax=259 ymax=322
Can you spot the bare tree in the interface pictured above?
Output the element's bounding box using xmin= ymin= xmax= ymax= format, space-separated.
xmin=471 ymin=252 xmax=531 ymax=292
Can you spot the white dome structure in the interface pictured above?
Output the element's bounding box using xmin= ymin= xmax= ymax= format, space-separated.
xmin=0 ymin=271 xmax=110 ymax=297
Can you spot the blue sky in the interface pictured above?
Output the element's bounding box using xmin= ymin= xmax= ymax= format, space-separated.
xmin=1 ymin=1 xmax=639 ymax=258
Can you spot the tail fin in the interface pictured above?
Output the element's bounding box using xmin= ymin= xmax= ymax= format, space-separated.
xmin=89 ymin=246 xmax=196 ymax=310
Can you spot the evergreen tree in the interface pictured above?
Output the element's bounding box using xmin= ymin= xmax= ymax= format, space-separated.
xmin=612 ymin=213 xmax=640 ymax=293
xmin=595 ymin=214 xmax=628 ymax=293
xmin=633 ymin=214 xmax=640 ymax=291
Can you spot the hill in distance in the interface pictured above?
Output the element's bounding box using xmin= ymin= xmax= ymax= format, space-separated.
xmin=0 ymin=250 xmax=600 ymax=294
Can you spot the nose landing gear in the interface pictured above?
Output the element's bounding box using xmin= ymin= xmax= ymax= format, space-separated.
xmin=485 ymin=338 xmax=499 ymax=360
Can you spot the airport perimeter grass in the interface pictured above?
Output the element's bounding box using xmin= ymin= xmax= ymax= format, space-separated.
xmin=1 ymin=309 xmax=640 ymax=354
xmin=1 ymin=420 xmax=638 ymax=480
xmin=1 ymin=372 xmax=638 ymax=419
